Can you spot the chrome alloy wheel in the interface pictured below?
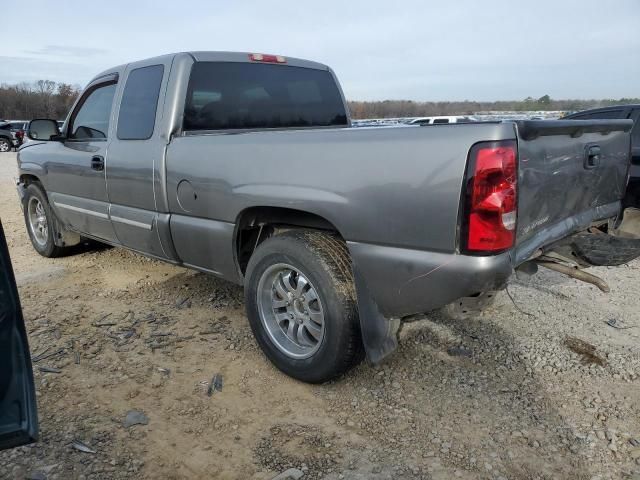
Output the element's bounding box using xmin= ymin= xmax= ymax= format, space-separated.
xmin=27 ymin=196 xmax=48 ymax=247
xmin=257 ymin=263 xmax=325 ymax=359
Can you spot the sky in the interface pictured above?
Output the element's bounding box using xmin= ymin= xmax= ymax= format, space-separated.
xmin=2 ymin=0 xmax=639 ymax=101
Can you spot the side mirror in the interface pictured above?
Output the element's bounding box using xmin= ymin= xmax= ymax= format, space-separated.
xmin=27 ymin=119 xmax=61 ymax=141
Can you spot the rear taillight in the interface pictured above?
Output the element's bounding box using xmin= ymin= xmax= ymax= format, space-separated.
xmin=461 ymin=140 xmax=518 ymax=254
xmin=248 ymin=53 xmax=287 ymax=64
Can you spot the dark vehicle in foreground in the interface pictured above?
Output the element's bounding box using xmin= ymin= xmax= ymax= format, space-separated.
xmin=0 ymin=221 xmax=38 ymax=450
xmin=563 ymin=105 xmax=640 ymax=206
xmin=16 ymin=51 xmax=640 ymax=382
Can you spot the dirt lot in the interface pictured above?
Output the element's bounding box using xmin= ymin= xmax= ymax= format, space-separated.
xmin=0 ymin=151 xmax=639 ymax=480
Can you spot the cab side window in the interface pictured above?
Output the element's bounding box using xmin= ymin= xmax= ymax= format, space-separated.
xmin=68 ymin=82 xmax=117 ymax=140
xmin=117 ymin=65 xmax=164 ymax=140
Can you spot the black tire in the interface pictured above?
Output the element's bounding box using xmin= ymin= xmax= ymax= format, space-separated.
xmin=244 ymin=230 xmax=363 ymax=383
xmin=23 ymin=183 xmax=66 ymax=257
xmin=0 ymin=137 xmax=11 ymax=153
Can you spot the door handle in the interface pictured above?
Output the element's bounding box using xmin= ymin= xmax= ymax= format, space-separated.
xmin=584 ymin=145 xmax=600 ymax=170
xmin=91 ymin=155 xmax=104 ymax=171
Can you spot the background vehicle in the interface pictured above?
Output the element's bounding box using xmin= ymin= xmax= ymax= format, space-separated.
xmin=563 ymin=105 xmax=640 ymax=206
xmin=0 ymin=221 xmax=39 ymax=450
xmin=408 ymin=115 xmax=476 ymax=125
xmin=17 ymin=51 xmax=638 ymax=382
xmin=0 ymin=121 xmax=29 ymax=151
xmin=0 ymin=123 xmax=16 ymax=152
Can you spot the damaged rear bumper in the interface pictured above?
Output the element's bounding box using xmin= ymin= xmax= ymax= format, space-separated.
xmin=349 ymin=241 xmax=512 ymax=364
xmin=348 ymin=241 xmax=513 ymax=319
xmin=349 ymin=208 xmax=640 ymax=364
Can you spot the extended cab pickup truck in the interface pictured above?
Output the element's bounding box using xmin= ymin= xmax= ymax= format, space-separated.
xmin=17 ymin=51 xmax=640 ymax=382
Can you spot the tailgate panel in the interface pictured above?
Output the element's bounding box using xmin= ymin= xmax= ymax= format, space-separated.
xmin=513 ymin=120 xmax=632 ymax=263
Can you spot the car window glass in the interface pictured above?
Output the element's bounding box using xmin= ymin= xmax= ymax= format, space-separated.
xmin=184 ymin=62 xmax=348 ymax=131
xmin=585 ymin=110 xmax=626 ymax=120
xmin=631 ymin=109 xmax=640 ymax=146
xmin=69 ymin=83 xmax=117 ymax=140
xmin=117 ymin=64 xmax=164 ymax=140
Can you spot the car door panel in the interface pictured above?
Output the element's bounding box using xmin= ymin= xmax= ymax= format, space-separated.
xmin=106 ymin=57 xmax=176 ymax=258
xmin=44 ymin=78 xmax=119 ymax=243
xmin=109 ymin=204 xmax=169 ymax=257
xmin=0 ymin=221 xmax=38 ymax=450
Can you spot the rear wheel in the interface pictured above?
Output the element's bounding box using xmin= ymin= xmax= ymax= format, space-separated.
xmin=23 ymin=184 xmax=66 ymax=257
xmin=244 ymin=230 xmax=363 ymax=383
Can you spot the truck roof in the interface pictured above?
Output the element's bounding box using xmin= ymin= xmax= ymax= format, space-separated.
xmin=89 ymin=51 xmax=330 ymax=86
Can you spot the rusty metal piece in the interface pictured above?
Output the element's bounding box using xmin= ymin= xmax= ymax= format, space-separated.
xmin=536 ymin=260 xmax=609 ymax=292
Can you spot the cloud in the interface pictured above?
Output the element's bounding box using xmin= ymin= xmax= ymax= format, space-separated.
xmin=24 ymin=45 xmax=108 ymax=57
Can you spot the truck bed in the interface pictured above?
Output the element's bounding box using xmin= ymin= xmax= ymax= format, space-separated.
xmin=165 ymin=119 xmax=633 ymax=317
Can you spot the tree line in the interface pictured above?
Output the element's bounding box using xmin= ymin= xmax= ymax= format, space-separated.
xmin=348 ymin=95 xmax=640 ymax=118
xmin=0 ymin=80 xmax=81 ymax=120
xmin=1 ymin=81 xmax=638 ymax=121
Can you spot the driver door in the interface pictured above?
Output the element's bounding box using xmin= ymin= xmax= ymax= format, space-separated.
xmin=0 ymin=221 xmax=38 ymax=450
xmin=45 ymin=75 xmax=120 ymax=243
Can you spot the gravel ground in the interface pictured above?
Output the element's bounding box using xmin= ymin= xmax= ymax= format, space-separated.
xmin=0 ymin=151 xmax=639 ymax=480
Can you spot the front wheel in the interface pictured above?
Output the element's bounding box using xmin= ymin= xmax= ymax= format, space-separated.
xmin=0 ymin=137 xmax=11 ymax=153
xmin=244 ymin=230 xmax=363 ymax=383
xmin=23 ymin=184 xmax=66 ymax=257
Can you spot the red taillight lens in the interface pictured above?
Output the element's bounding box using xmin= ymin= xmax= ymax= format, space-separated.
xmin=462 ymin=140 xmax=517 ymax=253
xmin=248 ymin=53 xmax=287 ymax=64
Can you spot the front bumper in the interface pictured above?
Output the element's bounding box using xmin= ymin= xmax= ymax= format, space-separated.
xmin=347 ymin=241 xmax=513 ymax=318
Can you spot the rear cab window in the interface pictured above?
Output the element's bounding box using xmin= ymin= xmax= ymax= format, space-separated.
xmin=183 ymin=62 xmax=348 ymax=132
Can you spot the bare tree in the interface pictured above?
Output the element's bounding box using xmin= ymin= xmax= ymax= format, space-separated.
xmin=0 ymin=80 xmax=81 ymax=120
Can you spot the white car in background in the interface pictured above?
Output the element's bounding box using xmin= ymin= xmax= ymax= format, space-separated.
xmin=408 ymin=115 xmax=477 ymax=125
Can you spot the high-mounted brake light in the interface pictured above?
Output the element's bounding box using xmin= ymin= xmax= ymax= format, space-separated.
xmin=249 ymin=53 xmax=287 ymax=64
xmin=461 ymin=140 xmax=518 ymax=253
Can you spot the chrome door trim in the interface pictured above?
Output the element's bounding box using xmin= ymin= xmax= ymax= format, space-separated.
xmin=110 ymin=215 xmax=153 ymax=230
xmin=53 ymin=202 xmax=109 ymax=219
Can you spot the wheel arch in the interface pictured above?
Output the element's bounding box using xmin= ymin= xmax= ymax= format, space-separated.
xmin=20 ymin=173 xmax=42 ymax=186
xmin=234 ymin=206 xmax=345 ymax=276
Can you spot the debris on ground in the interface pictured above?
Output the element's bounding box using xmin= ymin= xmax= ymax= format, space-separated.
xmin=446 ymin=346 xmax=472 ymax=357
xmin=605 ymin=318 xmax=637 ymax=330
xmin=564 ymin=336 xmax=606 ymax=366
xmin=271 ymin=468 xmax=304 ymax=480
xmin=71 ymin=440 xmax=97 ymax=454
xmin=26 ymin=471 xmax=47 ymax=480
xmin=123 ymin=410 xmax=149 ymax=428
xmin=38 ymin=366 xmax=61 ymax=374
xmin=31 ymin=348 xmax=65 ymax=363
xmin=175 ymin=297 xmax=192 ymax=309
xmin=207 ymin=373 xmax=223 ymax=396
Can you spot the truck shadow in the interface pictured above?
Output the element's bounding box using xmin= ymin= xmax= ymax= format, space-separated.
xmin=124 ymin=266 xmax=596 ymax=478
xmin=326 ymin=306 xmax=595 ymax=479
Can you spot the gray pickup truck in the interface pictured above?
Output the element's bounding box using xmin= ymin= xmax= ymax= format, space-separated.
xmin=17 ymin=51 xmax=640 ymax=382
